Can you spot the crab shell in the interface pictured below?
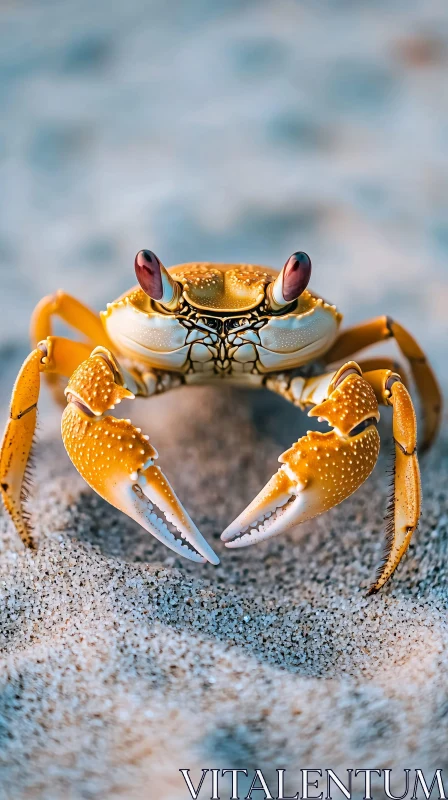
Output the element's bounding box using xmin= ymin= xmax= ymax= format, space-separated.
xmin=101 ymin=263 xmax=342 ymax=378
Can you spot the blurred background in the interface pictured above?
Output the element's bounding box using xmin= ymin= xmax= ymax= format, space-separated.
xmin=1 ymin=0 xmax=447 ymax=398
xmin=1 ymin=2 xmax=448 ymax=798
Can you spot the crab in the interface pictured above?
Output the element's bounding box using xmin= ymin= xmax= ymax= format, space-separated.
xmin=0 ymin=250 xmax=442 ymax=592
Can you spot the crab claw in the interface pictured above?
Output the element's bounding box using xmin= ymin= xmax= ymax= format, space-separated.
xmin=62 ymin=403 xmax=219 ymax=564
xmin=61 ymin=350 xmax=218 ymax=565
xmin=125 ymin=461 xmax=220 ymax=565
xmin=222 ymin=371 xmax=381 ymax=548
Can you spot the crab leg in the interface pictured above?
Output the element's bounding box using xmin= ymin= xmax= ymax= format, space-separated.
xmin=61 ymin=348 xmax=218 ymax=565
xmin=364 ymin=368 xmax=420 ymax=593
xmin=356 ymin=357 xmax=409 ymax=389
xmin=30 ymin=291 xmax=114 ymax=403
xmin=0 ymin=337 xmax=92 ymax=545
xmin=323 ymin=316 xmax=442 ymax=450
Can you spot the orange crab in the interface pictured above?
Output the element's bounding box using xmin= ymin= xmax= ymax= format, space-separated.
xmin=0 ymin=250 xmax=441 ymax=592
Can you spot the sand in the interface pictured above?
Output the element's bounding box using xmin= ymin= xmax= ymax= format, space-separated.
xmin=0 ymin=0 xmax=447 ymax=797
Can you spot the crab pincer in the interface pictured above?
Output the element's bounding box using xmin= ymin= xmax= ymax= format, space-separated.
xmin=222 ymin=367 xmax=381 ymax=550
xmin=61 ymin=348 xmax=218 ymax=564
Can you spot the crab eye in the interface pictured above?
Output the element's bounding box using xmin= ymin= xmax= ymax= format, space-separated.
xmin=282 ymin=252 xmax=312 ymax=302
xmin=134 ymin=249 xmax=181 ymax=310
xmin=135 ymin=250 xmax=163 ymax=300
xmin=267 ymin=251 xmax=312 ymax=311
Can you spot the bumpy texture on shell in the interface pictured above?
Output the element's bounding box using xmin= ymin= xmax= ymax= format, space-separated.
xmin=308 ymin=372 xmax=380 ymax=434
xmin=61 ymin=408 xmax=157 ymax=495
xmin=65 ymin=353 xmax=134 ymax=415
xmin=101 ymin=263 xmax=341 ymax=376
xmin=170 ymin=262 xmax=275 ymax=311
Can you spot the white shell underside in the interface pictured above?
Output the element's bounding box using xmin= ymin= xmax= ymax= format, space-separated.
xmin=102 ymin=300 xmax=339 ymax=377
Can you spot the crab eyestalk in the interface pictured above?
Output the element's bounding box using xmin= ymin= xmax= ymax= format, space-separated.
xmin=135 ymin=250 xmax=182 ymax=311
xmin=266 ymin=252 xmax=312 ymax=312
